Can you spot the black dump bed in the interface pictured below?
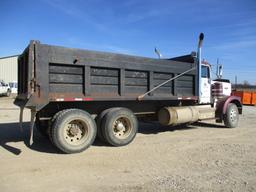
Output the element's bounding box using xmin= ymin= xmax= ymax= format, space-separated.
xmin=15 ymin=41 xmax=198 ymax=111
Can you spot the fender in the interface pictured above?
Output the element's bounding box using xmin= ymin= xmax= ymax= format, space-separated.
xmin=215 ymin=96 xmax=242 ymax=120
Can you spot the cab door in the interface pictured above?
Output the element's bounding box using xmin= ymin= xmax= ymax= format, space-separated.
xmin=200 ymin=65 xmax=211 ymax=104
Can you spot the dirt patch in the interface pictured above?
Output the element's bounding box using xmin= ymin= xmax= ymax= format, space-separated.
xmin=0 ymin=98 xmax=256 ymax=192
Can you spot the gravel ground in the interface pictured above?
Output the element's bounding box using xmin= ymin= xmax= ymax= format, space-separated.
xmin=0 ymin=97 xmax=256 ymax=192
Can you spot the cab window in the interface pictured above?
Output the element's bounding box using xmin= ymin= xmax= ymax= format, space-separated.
xmin=201 ymin=65 xmax=210 ymax=78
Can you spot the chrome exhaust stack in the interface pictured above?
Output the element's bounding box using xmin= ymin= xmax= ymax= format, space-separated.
xmin=197 ymin=33 xmax=204 ymax=103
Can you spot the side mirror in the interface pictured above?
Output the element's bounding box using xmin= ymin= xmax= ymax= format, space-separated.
xmin=154 ymin=47 xmax=162 ymax=59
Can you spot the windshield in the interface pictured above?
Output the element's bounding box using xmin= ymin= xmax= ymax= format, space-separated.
xmin=201 ymin=65 xmax=210 ymax=78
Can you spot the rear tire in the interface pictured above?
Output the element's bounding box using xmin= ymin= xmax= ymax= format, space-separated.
xmin=48 ymin=109 xmax=77 ymax=144
xmin=51 ymin=109 xmax=97 ymax=154
xmin=101 ymin=108 xmax=138 ymax=146
xmin=224 ymin=103 xmax=239 ymax=128
xmin=96 ymin=108 xmax=121 ymax=142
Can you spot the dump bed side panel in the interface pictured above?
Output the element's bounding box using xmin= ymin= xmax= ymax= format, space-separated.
xmin=15 ymin=42 xmax=197 ymax=110
xmin=46 ymin=44 xmax=196 ymax=100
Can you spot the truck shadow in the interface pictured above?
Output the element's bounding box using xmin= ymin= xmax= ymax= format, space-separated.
xmin=0 ymin=121 xmax=226 ymax=155
xmin=0 ymin=122 xmax=27 ymax=155
xmin=138 ymin=122 xmax=195 ymax=134
xmin=192 ymin=122 xmax=226 ymax=128
xmin=0 ymin=122 xmax=60 ymax=155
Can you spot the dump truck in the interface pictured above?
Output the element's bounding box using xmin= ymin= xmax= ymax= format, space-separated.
xmin=14 ymin=33 xmax=242 ymax=153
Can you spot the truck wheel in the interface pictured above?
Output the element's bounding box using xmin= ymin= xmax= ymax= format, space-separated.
xmin=96 ymin=108 xmax=121 ymax=142
xmin=6 ymin=89 xmax=11 ymax=97
xmin=51 ymin=109 xmax=97 ymax=153
xmin=49 ymin=109 xmax=77 ymax=144
xmin=101 ymin=108 xmax=138 ymax=146
xmin=224 ymin=103 xmax=239 ymax=128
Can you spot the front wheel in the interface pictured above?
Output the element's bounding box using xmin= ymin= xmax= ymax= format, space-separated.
xmin=224 ymin=103 xmax=239 ymax=128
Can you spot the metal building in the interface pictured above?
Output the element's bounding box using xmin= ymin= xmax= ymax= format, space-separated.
xmin=0 ymin=55 xmax=19 ymax=83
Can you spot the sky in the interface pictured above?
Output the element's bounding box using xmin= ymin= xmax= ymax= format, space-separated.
xmin=0 ymin=0 xmax=256 ymax=84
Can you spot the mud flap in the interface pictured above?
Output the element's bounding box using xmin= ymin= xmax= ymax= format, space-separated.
xmin=19 ymin=107 xmax=24 ymax=133
xmin=30 ymin=109 xmax=37 ymax=145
